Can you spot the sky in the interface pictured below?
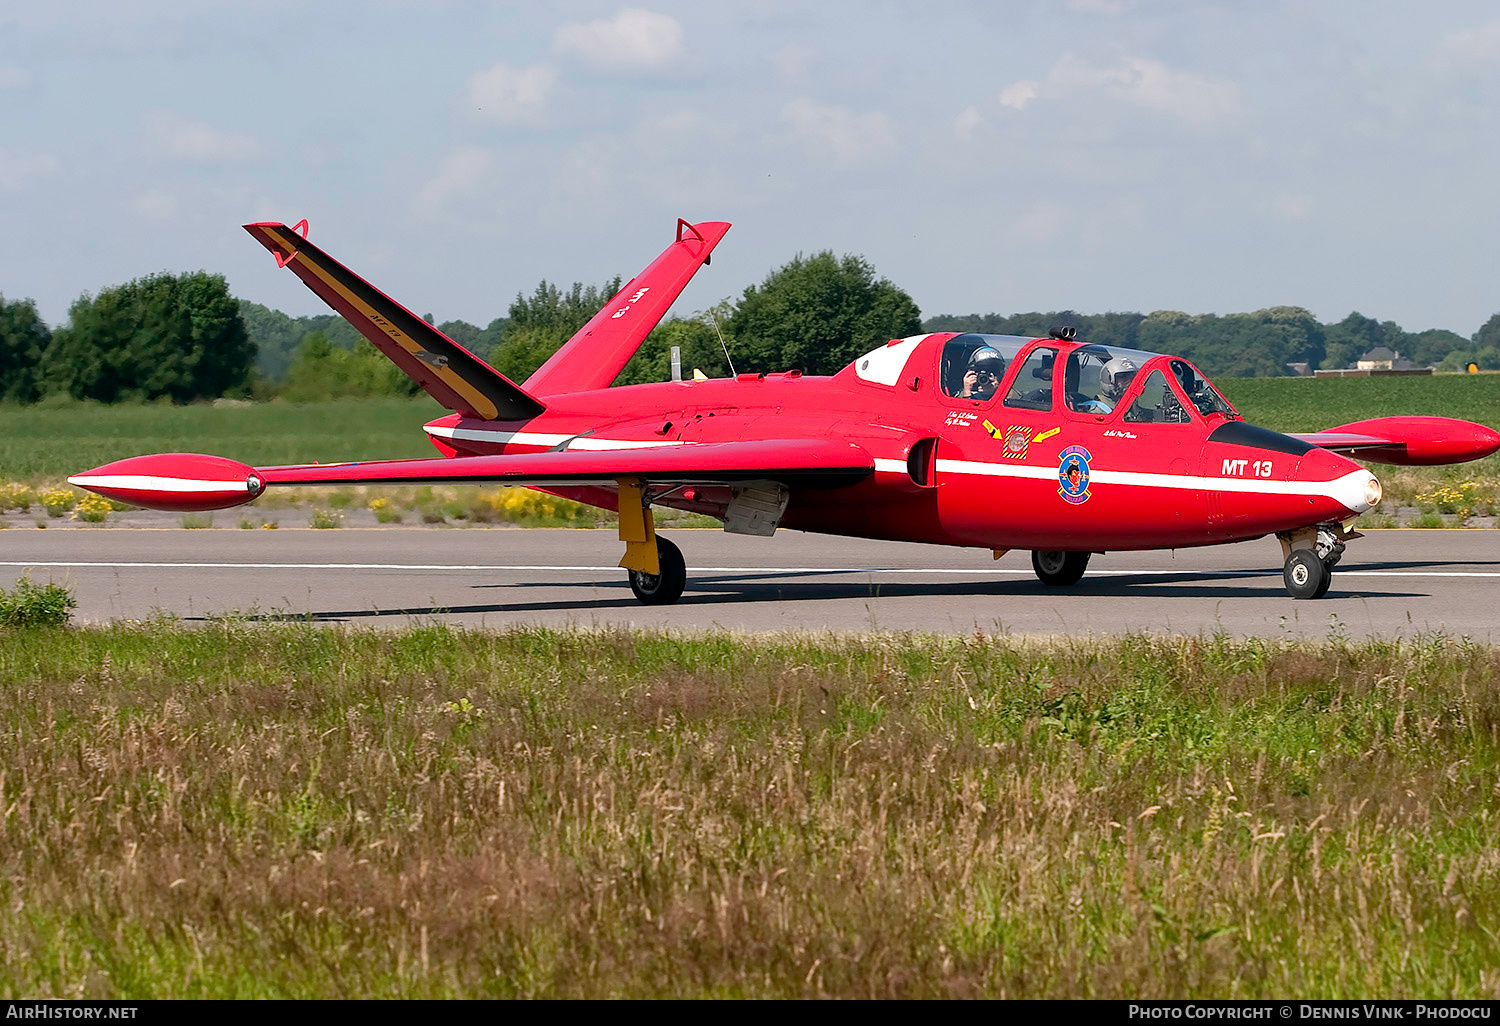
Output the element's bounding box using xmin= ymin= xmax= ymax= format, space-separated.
xmin=3 ymin=0 xmax=1500 ymax=337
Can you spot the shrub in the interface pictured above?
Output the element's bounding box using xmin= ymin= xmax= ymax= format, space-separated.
xmin=0 ymin=482 xmax=35 ymax=512
xmin=181 ymin=513 xmax=213 ymax=529
xmin=310 ymin=508 xmax=342 ymax=529
xmin=40 ymin=488 xmax=75 ymax=518
xmin=0 ymin=575 xmax=76 ymax=627
xmin=71 ymin=493 xmax=112 ymax=523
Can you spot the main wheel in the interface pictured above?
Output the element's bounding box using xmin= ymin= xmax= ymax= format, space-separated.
xmin=1031 ymin=549 xmax=1090 ymax=587
xmin=629 ymin=536 xmax=686 ymax=605
xmin=1283 ymin=548 xmax=1329 ymax=600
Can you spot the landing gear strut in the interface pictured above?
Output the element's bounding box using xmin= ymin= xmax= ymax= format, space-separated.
xmin=629 ymin=536 xmax=686 ymax=605
xmin=1279 ymin=524 xmax=1352 ymax=599
xmin=1031 ymin=549 xmax=1091 ymax=587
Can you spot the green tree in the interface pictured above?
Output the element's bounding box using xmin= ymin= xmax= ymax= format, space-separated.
xmin=0 ymin=295 xmax=50 ymax=403
xmin=1474 ymin=313 xmax=1500 ymax=351
xmin=1407 ymin=329 xmax=1467 ymax=368
xmin=279 ymin=332 xmax=418 ymax=402
xmin=616 ymin=309 xmax=735 ymax=385
xmin=488 ymin=278 xmax=623 ymax=383
xmin=45 ymin=270 xmax=253 ymax=402
xmin=726 ymin=252 xmax=921 ymax=376
xmin=44 ymin=271 xmax=253 ymax=402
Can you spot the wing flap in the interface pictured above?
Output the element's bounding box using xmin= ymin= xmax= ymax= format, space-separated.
xmin=244 ymin=222 xmax=545 ymax=421
xmin=1291 ymin=416 xmax=1500 ymax=466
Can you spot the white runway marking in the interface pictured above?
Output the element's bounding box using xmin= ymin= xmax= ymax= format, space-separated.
xmin=2 ymin=561 xmax=1497 ymax=579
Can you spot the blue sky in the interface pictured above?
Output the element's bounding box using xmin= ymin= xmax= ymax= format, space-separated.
xmin=3 ymin=1 xmax=1499 ymax=336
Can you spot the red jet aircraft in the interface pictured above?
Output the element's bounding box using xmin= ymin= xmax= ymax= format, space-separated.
xmin=72 ymin=218 xmax=1500 ymax=601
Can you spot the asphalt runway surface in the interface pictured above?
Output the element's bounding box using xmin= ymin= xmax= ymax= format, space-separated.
xmin=2 ymin=527 xmax=1497 ymax=639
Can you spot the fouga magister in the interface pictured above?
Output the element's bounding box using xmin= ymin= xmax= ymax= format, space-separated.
xmin=71 ymin=218 xmax=1500 ymax=601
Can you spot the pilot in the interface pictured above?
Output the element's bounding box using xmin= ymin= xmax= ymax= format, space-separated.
xmin=1099 ymin=356 xmax=1139 ymax=406
xmin=960 ymin=347 xmax=1005 ymax=400
xmin=1064 ymin=357 xmax=1111 ymax=414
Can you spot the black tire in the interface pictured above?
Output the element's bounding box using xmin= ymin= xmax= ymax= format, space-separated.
xmin=1031 ymin=549 xmax=1090 ymax=587
xmin=1283 ymin=548 xmax=1328 ymax=600
xmin=629 ymin=536 xmax=686 ymax=606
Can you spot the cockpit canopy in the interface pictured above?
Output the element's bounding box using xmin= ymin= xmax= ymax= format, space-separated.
xmin=850 ymin=332 xmax=1238 ymax=422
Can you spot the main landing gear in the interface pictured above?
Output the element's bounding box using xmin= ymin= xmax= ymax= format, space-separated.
xmin=628 ymin=536 xmax=686 ymax=605
xmin=1031 ymin=550 xmax=1091 ymax=587
xmin=1279 ymin=524 xmax=1352 ymax=600
xmin=617 ymin=475 xmax=688 ymax=606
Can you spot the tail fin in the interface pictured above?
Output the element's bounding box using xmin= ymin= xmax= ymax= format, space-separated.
xmin=244 ymin=222 xmax=545 ymax=421
xmin=523 ymin=218 xmax=731 ymax=396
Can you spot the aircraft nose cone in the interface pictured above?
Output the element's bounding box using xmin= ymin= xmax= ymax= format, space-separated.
xmin=69 ymin=453 xmax=262 ymax=512
xmin=1296 ymin=449 xmax=1381 ymax=518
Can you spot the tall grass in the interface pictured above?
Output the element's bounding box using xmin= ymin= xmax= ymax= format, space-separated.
xmin=1 ymin=624 xmax=1499 ymax=998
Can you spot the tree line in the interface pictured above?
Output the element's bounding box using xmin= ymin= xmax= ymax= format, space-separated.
xmin=4 ymin=257 xmax=1498 ymax=407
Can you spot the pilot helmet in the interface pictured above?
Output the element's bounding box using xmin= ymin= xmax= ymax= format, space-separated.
xmin=968 ymin=346 xmax=1005 ymax=379
xmin=1101 ymin=355 xmax=1138 ymax=388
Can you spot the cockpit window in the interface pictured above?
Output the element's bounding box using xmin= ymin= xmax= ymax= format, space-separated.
xmin=1168 ymin=359 xmax=1237 ymax=418
xmin=1003 ymin=347 xmax=1060 ymax=410
xmin=1124 ymin=370 xmax=1193 ymax=424
xmin=939 ymin=334 xmax=1031 ymax=401
xmin=1062 ymin=344 xmax=1158 ymax=416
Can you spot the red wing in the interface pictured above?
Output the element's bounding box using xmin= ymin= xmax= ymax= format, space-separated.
xmin=69 ymin=440 xmax=872 ymax=512
xmin=244 ymin=222 xmax=546 ymax=422
xmin=523 ymin=219 xmax=731 ymax=397
xmin=1291 ymin=416 xmax=1500 ymax=467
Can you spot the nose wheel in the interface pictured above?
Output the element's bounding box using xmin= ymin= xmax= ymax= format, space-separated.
xmin=1031 ymin=549 xmax=1091 ymax=587
xmin=1279 ymin=524 xmax=1351 ymax=599
xmin=1283 ymin=548 xmax=1332 ymax=599
xmin=628 ymin=536 xmax=686 ymax=605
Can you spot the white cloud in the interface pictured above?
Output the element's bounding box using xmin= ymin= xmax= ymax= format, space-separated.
xmin=770 ymin=43 xmax=814 ymax=85
xmin=146 ymin=112 xmax=260 ymax=163
xmin=467 ymin=63 xmax=555 ymax=124
xmin=1444 ymin=19 xmax=1500 ymax=60
xmin=553 ymin=8 xmax=684 ymax=72
xmin=0 ymin=150 xmax=59 ymax=191
xmin=781 ymin=97 xmax=895 ymax=161
xmin=0 ymin=66 xmax=31 ymax=89
xmin=1000 ymin=54 xmax=1239 ymax=123
xmin=415 ymin=146 xmax=495 ymax=213
xmin=954 ymin=105 xmax=983 ymax=142
xmin=999 ymin=80 xmax=1040 ymax=111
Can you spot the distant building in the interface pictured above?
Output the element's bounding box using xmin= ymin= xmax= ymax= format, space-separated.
xmin=1356 ymin=347 xmax=1414 ymax=371
xmin=1285 ymin=362 xmax=1312 ymax=377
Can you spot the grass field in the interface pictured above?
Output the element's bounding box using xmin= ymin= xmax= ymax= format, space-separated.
xmin=1 ymin=373 xmax=1496 ymax=524
xmin=2 ymin=623 xmax=1498 ymax=998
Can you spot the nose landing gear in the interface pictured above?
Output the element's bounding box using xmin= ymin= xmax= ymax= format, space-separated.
xmin=1278 ymin=523 xmax=1356 ymax=599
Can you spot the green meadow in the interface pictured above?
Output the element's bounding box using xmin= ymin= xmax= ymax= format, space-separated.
xmin=2 ymin=623 xmax=1499 ymax=998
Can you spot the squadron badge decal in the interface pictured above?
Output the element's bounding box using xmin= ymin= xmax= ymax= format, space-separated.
xmin=1057 ymin=445 xmax=1093 ymax=505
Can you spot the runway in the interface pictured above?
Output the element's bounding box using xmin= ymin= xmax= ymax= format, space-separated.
xmin=2 ymin=527 xmax=1496 ymax=639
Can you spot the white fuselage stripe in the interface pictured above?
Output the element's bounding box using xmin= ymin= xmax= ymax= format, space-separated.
xmin=934 ymin=458 xmax=1355 ymax=496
